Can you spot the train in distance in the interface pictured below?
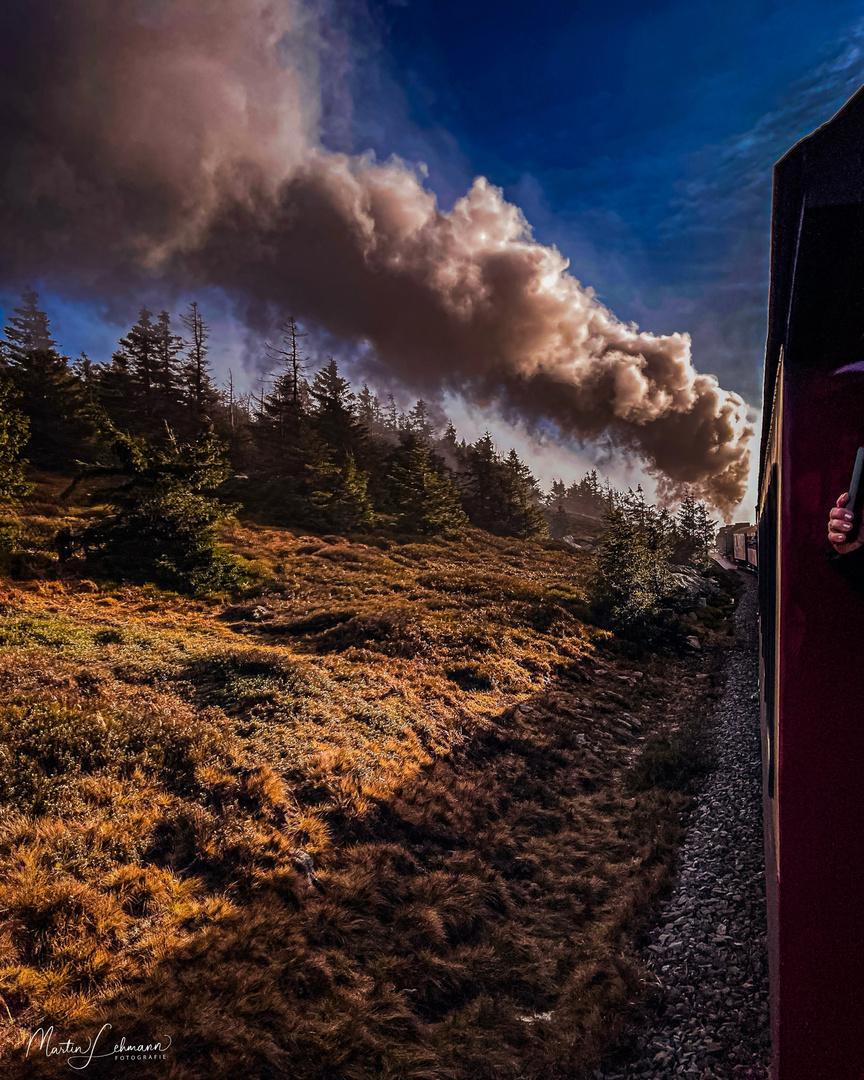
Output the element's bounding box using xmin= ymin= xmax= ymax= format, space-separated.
xmin=716 ymin=522 xmax=757 ymax=572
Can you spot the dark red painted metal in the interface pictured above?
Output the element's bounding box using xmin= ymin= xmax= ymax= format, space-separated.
xmin=770 ymin=367 xmax=864 ymax=1078
xmin=762 ymin=83 xmax=864 ymax=1079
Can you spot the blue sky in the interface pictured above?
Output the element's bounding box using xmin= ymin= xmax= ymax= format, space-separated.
xmin=6 ymin=0 xmax=864 ymax=506
xmin=331 ymin=0 xmax=864 ymax=408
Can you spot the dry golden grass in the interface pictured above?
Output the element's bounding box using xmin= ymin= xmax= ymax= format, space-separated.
xmin=0 ymin=475 xmax=732 ymax=1078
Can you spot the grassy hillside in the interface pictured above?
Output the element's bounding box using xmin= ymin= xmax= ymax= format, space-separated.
xmin=0 ymin=476 xmax=734 ymax=1079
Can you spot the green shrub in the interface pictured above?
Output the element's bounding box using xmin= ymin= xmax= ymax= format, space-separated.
xmin=185 ymin=649 xmax=313 ymax=711
xmin=0 ymin=616 xmax=91 ymax=649
xmin=624 ymin=729 xmax=713 ymax=794
xmin=0 ymin=376 xmax=33 ymax=504
xmin=0 ymin=697 xmax=230 ymax=814
xmin=0 ymin=516 xmax=20 ymax=554
xmin=85 ymin=426 xmax=250 ymax=595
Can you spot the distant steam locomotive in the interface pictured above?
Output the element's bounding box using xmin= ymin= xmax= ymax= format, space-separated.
xmin=716 ymin=522 xmax=757 ymax=571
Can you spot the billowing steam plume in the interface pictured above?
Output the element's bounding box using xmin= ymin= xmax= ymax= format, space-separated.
xmin=0 ymin=0 xmax=753 ymax=514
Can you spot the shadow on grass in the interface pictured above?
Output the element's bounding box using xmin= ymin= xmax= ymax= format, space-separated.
xmin=4 ymin=661 xmax=701 ymax=1080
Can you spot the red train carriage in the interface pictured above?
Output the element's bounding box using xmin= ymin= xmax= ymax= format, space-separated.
xmin=759 ymin=82 xmax=864 ymax=1080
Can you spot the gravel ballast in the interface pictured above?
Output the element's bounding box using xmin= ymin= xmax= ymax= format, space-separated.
xmin=596 ymin=573 xmax=770 ymax=1080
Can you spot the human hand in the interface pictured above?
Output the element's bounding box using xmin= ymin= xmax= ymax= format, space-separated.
xmin=828 ymin=492 xmax=864 ymax=555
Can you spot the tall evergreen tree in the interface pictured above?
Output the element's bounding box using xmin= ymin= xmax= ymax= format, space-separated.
xmin=94 ymin=350 xmax=138 ymax=431
xmin=308 ymin=358 xmax=366 ymax=461
xmin=674 ymin=492 xmax=716 ymax=564
xmin=265 ymin=317 xmax=308 ymax=407
xmin=180 ymin=301 xmax=219 ymax=423
xmin=2 ymin=290 xmax=86 ymax=469
xmin=696 ymin=502 xmax=717 ymax=555
xmin=253 ymin=358 xmax=317 ymax=501
xmin=113 ymin=307 xmax=159 ymax=419
xmin=594 ymin=508 xmax=655 ymax=627
xmin=383 ymin=432 xmax=467 ymax=536
xmin=307 ymin=453 xmax=376 ymax=531
xmin=676 ymin=490 xmax=699 ymax=546
xmin=384 ymin=394 xmax=399 ymax=432
xmin=259 ymin=318 xmax=310 ymax=446
xmin=461 ymin=431 xmax=502 ymax=530
xmin=2 ymin=287 xmax=56 ymax=366
xmin=356 ymin=384 xmax=382 ymax=431
xmin=441 ymin=420 xmax=459 ymax=450
xmin=154 ymin=310 xmax=185 ymax=416
xmin=594 ymin=502 xmax=674 ymax=631
xmin=407 ymin=399 xmax=436 ymax=441
xmin=459 ymin=434 xmax=545 ymax=537
xmin=501 ymin=448 xmax=548 ymax=538
xmin=545 ymin=478 xmax=567 ymax=508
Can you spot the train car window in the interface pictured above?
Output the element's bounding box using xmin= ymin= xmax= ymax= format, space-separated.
xmin=758 ymin=464 xmax=778 ymax=799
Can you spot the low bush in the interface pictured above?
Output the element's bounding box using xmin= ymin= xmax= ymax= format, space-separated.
xmin=85 ymin=426 xmax=252 ymax=596
xmin=624 ymin=728 xmax=714 ymax=794
xmin=0 ymin=616 xmax=91 ymax=649
xmin=0 ymin=697 xmax=232 ymax=814
xmin=315 ymin=610 xmax=434 ymax=658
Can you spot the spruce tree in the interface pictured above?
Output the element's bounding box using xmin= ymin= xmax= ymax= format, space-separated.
xmin=85 ymin=424 xmax=246 ymax=593
xmin=356 ymin=385 xmax=382 ymax=431
xmin=259 ymin=318 xmax=310 ymax=447
xmin=307 ymin=453 xmax=376 ymax=531
xmin=692 ymin=500 xmax=717 ymax=561
xmin=2 ymin=287 xmax=56 ymax=364
xmin=407 ymin=399 xmax=436 ymax=441
xmin=265 ymin=318 xmax=308 ymax=407
xmin=2 ymin=289 xmax=87 ymax=469
xmin=384 ymin=394 xmax=399 ymax=431
xmin=154 ymin=310 xmax=185 ymax=418
xmin=113 ymin=307 xmax=159 ymax=420
xmin=441 ymin=420 xmax=459 ymax=450
xmin=308 ymin=357 xmax=366 ymax=461
xmin=0 ymin=376 xmax=33 ymax=503
xmin=94 ymin=350 xmax=139 ymax=431
xmin=383 ymin=432 xmax=467 ymax=535
xmin=460 ymin=435 xmax=546 ymax=538
xmin=180 ymin=302 xmax=219 ymax=423
xmin=674 ymin=489 xmax=715 ymax=564
xmin=254 ymin=353 xmax=317 ymax=514
xmin=501 ymin=448 xmax=548 ymax=538
xmin=593 ymin=494 xmax=676 ymax=632
xmin=461 ymin=431 xmax=503 ymax=531
xmin=594 ymin=507 xmax=655 ymax=627
xmin=545 ymin=478 xmax=567 ymax=508
xmin=676 ymin=490 xmax=699 ymax=549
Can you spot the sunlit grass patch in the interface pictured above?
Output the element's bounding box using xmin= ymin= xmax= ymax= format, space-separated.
xmin=0 ymin=616 xmax=91 ymax=650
